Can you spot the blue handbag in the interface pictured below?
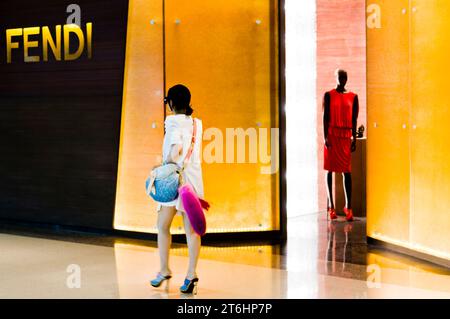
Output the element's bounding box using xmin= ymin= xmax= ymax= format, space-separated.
xmin=146 ymin=118 xmax=197 ymax=204
xmin=145 ymin=163 xmax=183 ymax=203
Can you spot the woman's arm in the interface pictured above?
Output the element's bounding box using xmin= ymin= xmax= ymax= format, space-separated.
xmin=167 ymin=144 xmax=183 ymax=163
xmin=163 ymin=116 xmax=183 ymax=163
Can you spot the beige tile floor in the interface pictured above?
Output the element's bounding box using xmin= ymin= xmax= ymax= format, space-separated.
xmin=0 ymin=232 xmax=449 ymax=299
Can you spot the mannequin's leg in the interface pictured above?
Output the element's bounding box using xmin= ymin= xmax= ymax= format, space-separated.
xmin=326 ymin=171 xmax=335 ymax=209
xmin=343 ymin=173 xmax=352 ymax=209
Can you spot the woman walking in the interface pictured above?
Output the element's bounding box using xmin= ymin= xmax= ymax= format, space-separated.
xmin=150 ymin=84 xmax=204 ymax=294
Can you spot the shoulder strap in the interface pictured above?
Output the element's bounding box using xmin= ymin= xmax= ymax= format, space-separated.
xmin=180 ymin=118 xmax=197 ymax=171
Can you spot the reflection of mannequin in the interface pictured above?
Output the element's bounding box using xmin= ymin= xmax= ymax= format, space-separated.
xmin=326 ymin=222 xmax=337 ymax=273
xmin=325 ymin=221 xmax=353 ymax=275
xmin=342 ymin=224 xmax=353 ymax=272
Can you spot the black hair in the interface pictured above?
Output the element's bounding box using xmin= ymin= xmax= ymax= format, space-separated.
xmin=166 ymin=84 xmax=194 ymax=116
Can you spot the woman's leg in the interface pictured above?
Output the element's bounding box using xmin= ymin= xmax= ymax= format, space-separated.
xmin=157 ymin=206 xmax=177 ymax=275
xmin=326 ymin=171 xmax=334 ymax=209
xmin=182 ymin=212 xmax=201 ymax=279
xmin=343 ymin=172 xmax=352 ymax=209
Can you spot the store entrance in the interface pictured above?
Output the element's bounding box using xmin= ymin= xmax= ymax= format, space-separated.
xmin=284 ymin=0 xmax=367 ymax=221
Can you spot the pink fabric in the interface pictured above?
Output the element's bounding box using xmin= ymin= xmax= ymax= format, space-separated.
xmin=179 ymin=184 xmax=207 ymax=236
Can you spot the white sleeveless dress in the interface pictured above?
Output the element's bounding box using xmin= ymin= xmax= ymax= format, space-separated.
xmin=157 ymin=114 xmax=204 ymax=213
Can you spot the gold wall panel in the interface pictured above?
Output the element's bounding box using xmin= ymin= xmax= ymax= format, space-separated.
xmin=114 ymin=0 xmax=164 ymax=233
xmin=366 ymin=0 xmax=410 ymax=243
xmin=410 ymin=0 xmax=450 ymax=259
xmin=114 ymin=0 xmax=280 ymax=234
xmin=164 ymin=0 xmax=280 ymax=233
xmin=367 ymin=0 xmax=449 ymax=261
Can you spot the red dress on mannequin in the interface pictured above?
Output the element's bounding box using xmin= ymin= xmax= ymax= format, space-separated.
xmin=324 ymin=89 xmax=356 ymax=173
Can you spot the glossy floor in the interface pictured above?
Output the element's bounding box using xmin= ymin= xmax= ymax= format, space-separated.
xmin=0 ymin=213 xmax=449 ymax=298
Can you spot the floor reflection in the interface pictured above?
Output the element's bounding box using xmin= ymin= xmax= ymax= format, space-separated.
xmin=326 ymin=221 xmax=353 ymax=275
xmin=0 ymin=213 xmax=449 ymax=298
